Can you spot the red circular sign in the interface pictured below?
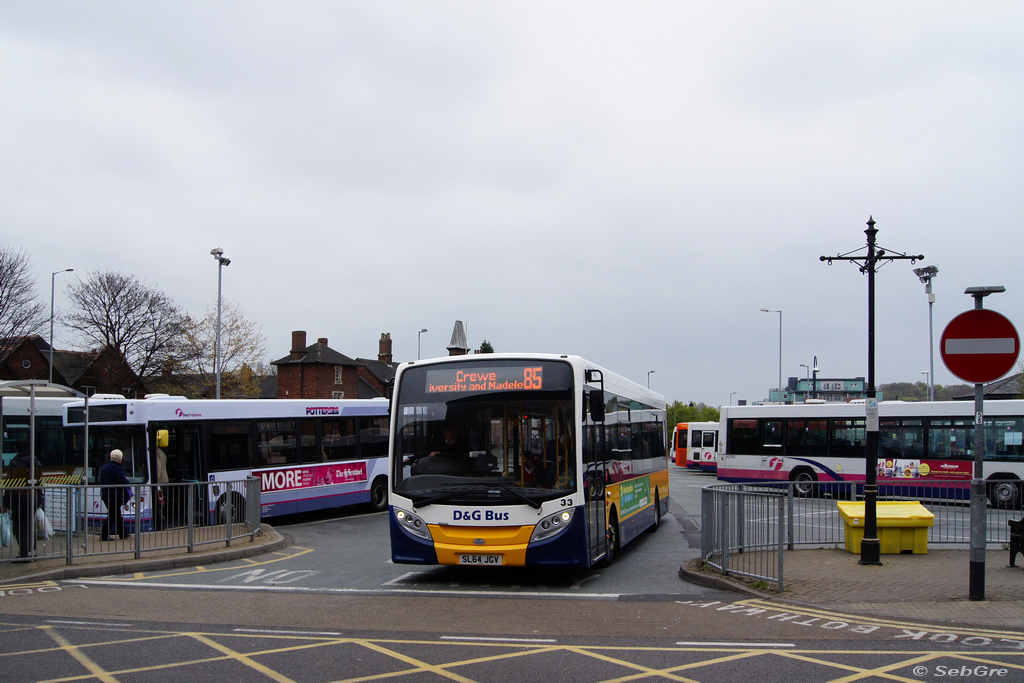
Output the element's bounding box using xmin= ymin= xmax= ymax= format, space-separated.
xmin=940 ymin=309 xmax=1020 ymax=384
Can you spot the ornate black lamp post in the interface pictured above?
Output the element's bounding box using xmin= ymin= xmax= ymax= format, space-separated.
xmin=821 ymin=217 xmax=923 ymax=565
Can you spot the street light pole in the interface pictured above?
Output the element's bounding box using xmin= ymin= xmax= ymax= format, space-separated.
xmin=812 ymin=355 xmax=819 ymax=400
xmin=418 ymin=328 xmax=427 ymax=360
xmin=49 ymin=268 xmax=73 ymax=384
xmin=211 ymin=248 xmax=231 ymax=399
xmin=647 ymin=370 xmax=655 ymax=389
xmin=914 ymin=266 xmax=939 ymax=401
xmin=822 ymin=217 xmax=923 ymax=566
xmin=760 ymin=308 xmax=782 ymax=395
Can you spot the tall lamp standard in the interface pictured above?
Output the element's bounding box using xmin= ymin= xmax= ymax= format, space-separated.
xmin=49 ymin=268 xmax=74 ymax=383
xmin=211 ymin=248 xmax=231 ymax=399
xmin=822 ymin=217 xmax=923 ymax=566
xmin=418 ymin=328 xmax=428 ymax=360
xmin=913 ymin=265 xmax=939 ymax=402
xmin=647 ymin=370 xmax=655 ymax=388
xmin=760 ymin=308 xmax=783 ymax=394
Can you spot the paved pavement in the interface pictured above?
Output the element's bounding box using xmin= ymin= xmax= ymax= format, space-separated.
xmin=680 ymin=547 xmax=1024 ymax=630
xmin=5 ymin=527 xmax=1024 ymax=631
xmin=0 ymin=525 xmax=287 ymax=584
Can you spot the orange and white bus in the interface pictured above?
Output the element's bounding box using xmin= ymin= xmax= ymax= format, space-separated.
xmin=682 ymin=421 xmax=719 ymax=472
xmin=388 ymin=353 xmax=668 ymax=568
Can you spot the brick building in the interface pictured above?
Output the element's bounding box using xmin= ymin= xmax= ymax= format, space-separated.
xmin=0 ymin=335 xmax=141 ymax=396
xmin=271 ymin=331 xmax=396 ymax=400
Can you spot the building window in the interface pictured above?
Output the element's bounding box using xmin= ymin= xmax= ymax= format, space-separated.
xmin=335 ymin=366 xmax=342 ymax=384
xmin=333 ymin=391 xmax=344 ymax=399
xmin=22 ymin=359 xmax=31 ymax=369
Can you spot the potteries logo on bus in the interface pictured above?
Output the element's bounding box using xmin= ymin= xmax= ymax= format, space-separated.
xmin=306 ymin=406 xmax=341 ymax=416
xmin=174 ymin=408 xmax=202 ymax=418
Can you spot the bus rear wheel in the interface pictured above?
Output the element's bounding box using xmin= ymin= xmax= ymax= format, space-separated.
xmin=646 ymin=491 xmax=661 ymax=533
xmin=217 ymin=492 xmax=246 ymax=525
xmin=987 ymin=479 xmax=1022 ymax=508
xmin=597 ymin=511 xmax=619 ymax=568
xmin=369 ymin=476 xmax=388 ymax=512
xmin=790 ymin=469 xmax=817 ymax=497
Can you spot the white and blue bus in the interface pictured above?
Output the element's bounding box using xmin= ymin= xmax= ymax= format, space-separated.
xmin=388 ymin=353 xmax=669 ymax=568
xmin=62 ymin=394 xmax=390 ymax=529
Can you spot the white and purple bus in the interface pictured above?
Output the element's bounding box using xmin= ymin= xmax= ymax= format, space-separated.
xmin=63 ymin=394 xmax=390 ymax=528
xmin=717 ymin=400 xmax=1024 ymax=505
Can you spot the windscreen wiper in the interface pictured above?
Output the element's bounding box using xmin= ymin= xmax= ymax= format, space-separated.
xmin=487 ymin=484 xmax=542 ymax=509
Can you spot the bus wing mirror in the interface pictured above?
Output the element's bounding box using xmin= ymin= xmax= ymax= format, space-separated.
xmin=156 ymin=429 xmax=169 ymax=448
xmin=589 ymin=390 xmax=605 ymax=423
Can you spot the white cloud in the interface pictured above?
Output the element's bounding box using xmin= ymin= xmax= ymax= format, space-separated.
xmin=2 ymin=1 xmax=1022 ymax=406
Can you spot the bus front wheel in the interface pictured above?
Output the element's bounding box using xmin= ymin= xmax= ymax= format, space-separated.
xmin=369 ymin=476 xmax=388 ymax=512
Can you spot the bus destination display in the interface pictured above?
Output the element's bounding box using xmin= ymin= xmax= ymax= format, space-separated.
xmin=424 ymin=365 xmax=544 ymax=394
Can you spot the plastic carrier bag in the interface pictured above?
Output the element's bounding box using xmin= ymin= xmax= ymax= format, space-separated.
xmin=35 ymin=508 xmax=54 ymax=540
xmin=0 ymin=511 xmax=11 ymax=547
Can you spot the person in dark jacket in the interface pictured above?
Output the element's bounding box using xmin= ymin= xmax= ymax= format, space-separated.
xmin=1 ymin=445 xmax=42 ymax=559
xmin=100 ymin=449 xmax=132 ymax=541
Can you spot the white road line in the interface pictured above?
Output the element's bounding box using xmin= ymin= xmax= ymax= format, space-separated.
xmin=67 ymin=579 xmax=622 ymax=600
xmin=442 ymin=636 xmax=558 ymax=643
xmin=46 ymin=620 xmax=133 ymax=627
xmin=675 ymin=641 xmax=795 ymax=648
xmin=234 ymin=628 xmax=342 ymax=636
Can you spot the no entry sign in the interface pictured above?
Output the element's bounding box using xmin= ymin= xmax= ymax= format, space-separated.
xmin=940 ymin=309 xmax=1020 ymax=384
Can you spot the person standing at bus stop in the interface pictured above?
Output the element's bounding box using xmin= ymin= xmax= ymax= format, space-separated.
xmin=1 ymin=444 xmax=42 ymax=560
xmin=100 ymin=449 xmax=132 ymax=541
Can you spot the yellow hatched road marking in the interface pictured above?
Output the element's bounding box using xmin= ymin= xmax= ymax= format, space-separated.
xmin=43 ymin=626 xmax=120 ymax=683
xmin=189 ymin=632 xmax=297 ymax=683
xmin=352 ymin=639 xmax=482 ymax=683
xmin=777 ymin=650 xmax=938 ymax=683
xmin=575 ymin=647 xmax=763 ymax=683
xmin=5 ymin=621 xmax=1024 ymax=683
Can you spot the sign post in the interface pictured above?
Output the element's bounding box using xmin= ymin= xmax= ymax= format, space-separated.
xmin=940 ymin=288 xmax=1019 ymax=601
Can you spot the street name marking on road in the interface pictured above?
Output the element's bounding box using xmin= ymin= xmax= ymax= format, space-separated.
xmin=1 ymin=582 xmax=89 ymax=598
xmin=676 ymin=599 xmax=1024 ymax=648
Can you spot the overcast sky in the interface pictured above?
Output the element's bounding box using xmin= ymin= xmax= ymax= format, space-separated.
xmin=3 ymin=2 xmax=1022 ymax=406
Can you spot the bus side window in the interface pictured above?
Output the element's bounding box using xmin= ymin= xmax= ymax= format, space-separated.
xmin=321 ymin=418 xmax=358 ymax=461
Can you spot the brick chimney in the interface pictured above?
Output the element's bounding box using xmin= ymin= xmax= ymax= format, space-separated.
xmin=318 ymin=337 xmax=328 ymax=346
xmin=378 ymin=332 xmax=393 ymax=366
xmin=290 ymin=331 xmax=307 ymax=360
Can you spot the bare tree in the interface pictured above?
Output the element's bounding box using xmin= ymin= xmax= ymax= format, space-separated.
xmin=173 ymin=300 xmax=268 ymax=398
xmin=0 ymin=245 xmax=46 ymax=341
xmin=62 ymin=271 xmax=186 ymax=389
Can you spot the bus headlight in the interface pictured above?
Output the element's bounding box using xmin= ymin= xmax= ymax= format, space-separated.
xmin=530 ymin=508 xmax=575 ymax=544
xmin=394 ymin=508 xmax=432 ymax=541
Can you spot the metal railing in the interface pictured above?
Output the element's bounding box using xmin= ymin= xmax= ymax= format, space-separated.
xmin=1 ymin=479 xmax=260 ymax=566
xmin=701 ymin=481 xmax=1022 ymax=592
